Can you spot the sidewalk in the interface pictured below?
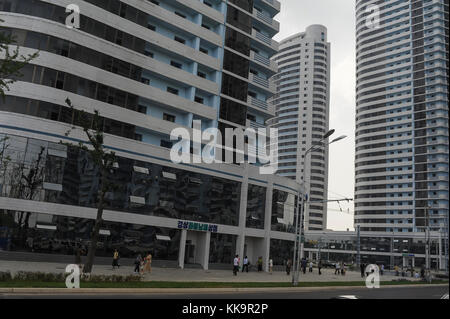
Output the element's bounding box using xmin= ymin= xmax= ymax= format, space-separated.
xmin=0 ymin=260 xmax=419 ymax=283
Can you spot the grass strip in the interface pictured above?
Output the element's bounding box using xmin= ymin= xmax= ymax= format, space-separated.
xmin=0 ymin=280 xmax=447 ymax=289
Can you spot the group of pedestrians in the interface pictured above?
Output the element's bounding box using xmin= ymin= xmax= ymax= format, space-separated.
xmin=134 ymin=252 xmax=153 ymax=274
xmin=285 ymin=258 xmax=323 ymax=275
xmin=334 ymin=261 xmax=347 ymax=276
xmin=112 ymin=250 xmax=154 ymax=274
xmin=232 ymin=255 xmax=273 ymax=275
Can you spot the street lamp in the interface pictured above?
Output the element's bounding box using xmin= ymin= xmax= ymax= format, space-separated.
xmin=292 ymin=130 xmax=347 ymax=286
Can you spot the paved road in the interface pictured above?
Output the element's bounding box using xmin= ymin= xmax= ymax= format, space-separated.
xmin=1 ymin=286 xmax=448 ymax=299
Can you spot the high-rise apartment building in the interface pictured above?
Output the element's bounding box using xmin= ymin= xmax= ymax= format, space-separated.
xmin=355 ymin=0 xmax=449 ymax=233
xmin=0 ymin=0 xmax=304 ymax=270
xmin=269 ymin=25 xmax=331 ymax=231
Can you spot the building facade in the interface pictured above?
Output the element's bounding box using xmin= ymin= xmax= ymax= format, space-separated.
xmin=269 ymin=25 xmax=331 ymax=231
xmin=0 ymin=0 xmax=306 ymax=270
xmin=304 ymin=229 xmax=447 ymax=271
xmin=355 ymin=0 xmax=449 ymax=234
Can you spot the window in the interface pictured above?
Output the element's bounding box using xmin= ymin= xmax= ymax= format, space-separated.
xmin=199 ymin=47 xmax=208 ymax=54
xmin=163 ymin=113 xmax=176 ymax=122
xmin=197 ymin=71 xmax=206 ymax=78
xmin=194 ymin=96 xmax=204 ymax=104
xmin=170 ymin=61 xmax=182 ymax=69
xmin=149 ymin=0 xmax=159 ymax=5
xmin=147 ymin=24 xmax=156 ymax=31
xmin=134 ymin=133 xmax=143 ymax=141
xmin=144 ymin=50 xmax=154 ymax=58
xmin=137 ymin=105 xmax=147 ymax=114
xmin=160 ymin=140 xmax=173 ymax=148
xmin=174 ymin=36 xmax=186 ymax=44
xmin=167 ymin=87 xmax=179 ymax=95
xmin=174 ymin=11 xmax=186 ymax=19
xmin=141 ymin=78 xmax=150 ymax=85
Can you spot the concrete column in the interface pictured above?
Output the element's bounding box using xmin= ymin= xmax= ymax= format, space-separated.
xmin=178 ymin=229 xmax=187 ymax=269
xmin=236 ymin=164 xmax=249 ymax=266
xmin=439 ymin=232 xmax=443 ymax=270
xmin=263 ymin=181 xmax=273 ymax=272
xmin=403 ymin=256 xmax=406 ymax=268
xmin=412 ymin=257 xmax=415 ymax=268
xmin=202 ymin=232 xmax=211 ymax=270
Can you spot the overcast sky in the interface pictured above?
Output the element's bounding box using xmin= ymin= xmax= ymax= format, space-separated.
xmin=273 ymin=0 xmax=357 ymax=231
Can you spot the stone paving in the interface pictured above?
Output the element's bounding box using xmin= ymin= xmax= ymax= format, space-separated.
xmin=0 ymin=260 xmax=420 ymax=283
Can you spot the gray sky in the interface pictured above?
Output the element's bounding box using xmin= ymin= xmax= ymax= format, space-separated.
xmin=273 ymin=0 xmax=356 ymax=231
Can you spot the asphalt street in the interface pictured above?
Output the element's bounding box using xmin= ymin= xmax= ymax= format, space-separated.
xmin=1 ymin=285 xmax=448 ymax=299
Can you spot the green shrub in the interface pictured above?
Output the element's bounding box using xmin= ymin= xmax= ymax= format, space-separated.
xmin=0 ymin=271 xmax=13 ymax=281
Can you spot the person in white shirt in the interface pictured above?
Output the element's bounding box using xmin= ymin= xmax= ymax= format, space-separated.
xmin=233 ymin=255 xmax=239 ymax=276
xmin=242 ymin=256 xmax=249 ymax=273
xmin=269 ymin=259 xmax=273 ymax=274
xmin=335 ymin=262 xmax=341 ymax=275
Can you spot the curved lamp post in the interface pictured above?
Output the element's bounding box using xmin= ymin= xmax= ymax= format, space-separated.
xmin=292 ymin=130 xmax=347 ymax=286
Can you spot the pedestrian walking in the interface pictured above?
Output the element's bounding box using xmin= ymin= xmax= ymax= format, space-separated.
xmin=268 ymin=258 xmax=273 ymax=274
xmin=318 ymin=259 xmax=322 ymax=275
xmin=134 ymin=254 xmax=143 ymax=273
xmin=112 ymin=249 xmax=120 ymax=270
xmin=286 ymin=259 xmax=292 ymax=275
xmin=334 ymin=261 xmax=340 ymax=275
xmin=257 ymin=256 xmax=263 ymax=272
xmin=143 ymin=252 xmax=152 ymax=273
xmin=341 ymin=262 xmax=346 ymax=276
xmin=301 ymin=258 xmax=307 ymax=274
xmin=360 ymin=263 xmax=365 ymax=278
xmin=233 ymin=254 xmax=239 ymax=276
xmin=309 ymin=261 xmax=313 ymax=273
xmin=380 ymin=264 xmax=385 ymax=276
xmin=242 ymin=256 xmax=249 ymax=273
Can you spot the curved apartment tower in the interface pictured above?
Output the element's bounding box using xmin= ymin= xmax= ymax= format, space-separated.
xmin=269 ymin=25 xmax=331 ymax=231
xmin=355 ymin=0 xmax=449 ymax=233
xmin=0 ymin=0 xmax=306 ymax=270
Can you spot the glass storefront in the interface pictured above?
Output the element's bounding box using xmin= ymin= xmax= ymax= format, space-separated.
xmin=269 ymin=239 xmax=293 ymax=266
xmin=246 ymin=184 xmax=266 ymax=229
xmin=209 ymin=233 xmax=237 ymax=264
xmin=0 ymin=134 xmax=242 ymax=226
xmin=271 ymin=190 xmax=297 ymax=233
xmin=0 ymin=211 xmax=180 ymax=260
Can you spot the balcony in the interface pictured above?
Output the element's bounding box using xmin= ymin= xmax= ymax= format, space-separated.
xmin=249 ymin=73 xmax=276 ymax=93
xmin=251 ymin=29 xmax=279 ymax=52
xmin=250 ymin=51 xmax=277 ymax=73
xmin=253 ymin=9 xmax=280 ymax=32
xmin=260 ymin=0 xmax=281 ymax=11
xmin=247 ymin=119 xmax=266 ymax=130
xmin=247 ymin=96 xmax=268 ymax=110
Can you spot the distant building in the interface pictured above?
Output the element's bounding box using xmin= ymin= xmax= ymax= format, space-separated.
xmin=269 ymin=25 xmax=331 ymax=231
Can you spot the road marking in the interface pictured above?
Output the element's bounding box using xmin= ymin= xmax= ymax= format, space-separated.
xmin=337 ymin=295 xmax=358 ymax=299
xmin=441 ymin=293 xmax=449 ymax=300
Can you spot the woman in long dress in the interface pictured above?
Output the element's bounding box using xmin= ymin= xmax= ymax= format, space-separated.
xmin=144 ymin=253 xmax=152 ymax=273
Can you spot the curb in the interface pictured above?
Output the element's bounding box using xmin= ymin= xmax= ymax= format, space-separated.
xmin=0 ymin=284 xmax=448 ymax=295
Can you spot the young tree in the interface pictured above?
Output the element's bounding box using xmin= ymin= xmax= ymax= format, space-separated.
xmin=0 ymin=19 xmax=39 ymax=98
xmin=63 ymin=98 xmax=117 ymax=274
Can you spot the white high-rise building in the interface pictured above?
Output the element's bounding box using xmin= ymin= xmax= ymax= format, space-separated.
xmin=0 ymin=0 xmax=308 ymax=270
xmin=269 ymin=25 xmax=331 ymax=231
xmin=355 ymin=0 xmax=449 ymax=234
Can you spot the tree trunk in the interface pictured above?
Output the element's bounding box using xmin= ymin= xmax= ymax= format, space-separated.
xmin=82 ymin=172 xmax=106 ymax=274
